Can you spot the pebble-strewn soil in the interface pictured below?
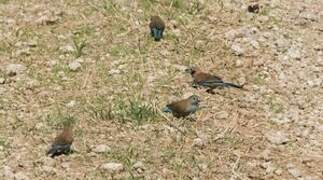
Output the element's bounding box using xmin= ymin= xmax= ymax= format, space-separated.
xmin=0 ymin=0 xmax=322 ymax=179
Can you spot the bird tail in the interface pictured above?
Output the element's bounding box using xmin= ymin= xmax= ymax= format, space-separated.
xmin=152 ymin=28 xmax=163 ymax=41
xmin=162 ymin=106 xmax=172 ymax=113
xmin=46 ymin=146 xmax=59 ymax=158
xmin=46 ymin=144 xmax=71 ymax=158
xmin=222 ymin=82 xmax=243 ymax=88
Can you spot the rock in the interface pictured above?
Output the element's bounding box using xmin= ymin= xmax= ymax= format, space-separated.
xmin=68 ymin=61 xmax=82 ymax=71
xmin=235 ymin=59 xmax=244 ymax=67
xmin=274 ymin=168 xmax=283 ymax=176
xmin=231 ymin=43 xmax=245 ymax=56
xmin=61 ymin=162 xmax=70 ymax=169
xmin=14 ymin=172 xmax=29 ymax=180
xmin=66 ymin=100 xmax=76 ymax=108
xmin=2 ymin=166 xmax=14 ymax=178
xmin=42 ymin=166 xmax=56 ymax=174
xmin=100 ymin=163 xmax=124 ymax=173
xmin=265 ymin=131 xmax=289 ymax=145
xmin=108 ymin=69 xmax=121 ymax=75
xmin=300 ymin=12 xmax=319 ymax=22
xmin=42 ymin=157 xmax=56 ymax=167
xmin=60 ymin=45 xmax=74 ymax=53
xmin=261 ymin=162 xmax=276 ymax=174
xmin=287 ymin=163 xmax=302 ymax=178
xmin=16 ymin=48 xmax=31 ymax=56
xmin=133 ymin=161 xmax=145 ymax=173
xmin=192 ymin=138 xmax=206 ymax=147
xmin=92 ymin=144 xmax=111 ymax=153
xmin=5 ymin=64 xmax=27 ymax=76
xmin=216 ymin=111 xmax=229 ymax=119
xmin=0 ymin=78 xmax=5 ymax=84
xmin=287 ymin=46 xmax=302 ymax=60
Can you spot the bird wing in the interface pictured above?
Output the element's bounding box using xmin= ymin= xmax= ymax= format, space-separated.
xmin=167 ymin=99 xmax=190 ymax=117
xmin=194 ymin=72 xmax=223 ymax=84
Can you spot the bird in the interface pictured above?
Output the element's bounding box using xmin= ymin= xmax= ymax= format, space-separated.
xmin=149 ymin=16 xmax=165 ymax=41
xmin=47 ymin=123 xmax=74 ymax=158
xmin=185 ymin=67 xmax=243 ymax=93
xmin=163 ymin=95 xmax=200 ymax=118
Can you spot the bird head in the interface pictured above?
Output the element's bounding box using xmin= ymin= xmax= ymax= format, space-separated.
xmin=185 ymin=67 xmax=201 ymax=76
xmin=188 ymin=95 xmax=200 ymax=105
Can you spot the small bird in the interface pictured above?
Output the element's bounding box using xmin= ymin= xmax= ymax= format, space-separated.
xmin=149 ymin=16 xmax=165 ymax=41
xmin=47 ymin=123 xmax=74 ymax=158
xmin=185 ymin=67 xmax=243 ymax=93
xmin=163 ymin=95 xmax=200 ymax=118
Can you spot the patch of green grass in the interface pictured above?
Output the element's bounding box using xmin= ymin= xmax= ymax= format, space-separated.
xmin=267 ymin=96 xmax=284 ymax=113
xmin=86 ymin=95 xmax=158 ymax=126
xmin=103 ymin=0 xmax=118 ymax=14
xmin=87 ymin=96 xmax=114 ymax=121
xmin=253 ymin=73 xmax=267 ymax=85
xmin=170 ymin=0 xmax=184 ymax=9
xmin=140 ymin=0 xmax=156 ymax=10
xmin=109 ymin=43 xmax=136 ymax=58
xmin=0 ymin=0 xmax=9 ymax=4
xmin=114 ymin=98 xmax=158 ymax=126
xmin=0 ymin=137 xmax=9 ymax=150
xmin=188 ymin=0 xmax=204 ymax=15
xmin=72 ymin=37 xmax=87 ymax=58
xmin=44 ymin=110 xmax=77 ymax=127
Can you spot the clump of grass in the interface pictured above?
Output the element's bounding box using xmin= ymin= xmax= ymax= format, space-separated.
xmin=0 ymin=0 xmax=9 ymax=4
xmin=114 ymin=98 xmax=158 ymax=126
xmin=267 ymin=96 xmax=284 ymax=113
xmin=170 ymin=0 xmax=184 ymax=9
xmin=44 ymin=110 xmax=77 ymax=127
xmin=0 ymin=137 xmax=9 ymax=150
xmin=87 ymin=96 xmax=114 ymax=121
xmin=72 ymin=38 xmax=86 ymax=58
xmin=86 ymin=96 xmax=158 ymax=126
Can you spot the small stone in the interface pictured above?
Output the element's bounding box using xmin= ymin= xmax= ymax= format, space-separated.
xmin=216 ymin=111 xmax=229 ymax=119
xmin=235 ymin=59 xmax=244 ymax=67
xmin=100 ymin=163 xmax=124 ymax=173
xmin=42 ymin=157 xmax=56 ymax=167
xmin=132 ymin=161 xmax=145 ymax=170
xmin=287 ymin=163 xmax=302 ymax=178
xmin=2 ymin=166 xmax=14 ymax=178
xmin=0 ymin=78 xmax=5 ymax=84
xmin=287 ymin=47 xmax=302 ymax=60
xmin=192 ymin=138 xmax=206 ymax=147
xmin=265 ymin=131 xmax=289 ymax=145
xmin=261 ymin=162 xmax=276 ymax=174
xmin=66 ymin=100 xmax=76 ymax=108
xmin=231 ymin=43 xmax=245 ymax=56
xmin=42 ymin=166 xmax=56 ymax=174
xmin=68 ymin=61 xmax=82 ymax=71
xmin=61 ymin=162 xmax=70 ymax=169
xmin=60 ymin=45 xmax=74 ymax=53
xmin=92 ymin=144 xmax=111 ymax=153
xmin=5 ymin=64 xmax=27 ymax=76
xmin=257 ymin=15 xmax=269 ymax=23
xmin=275 ymin=168 xmax=283 ymax=176
xmin=108 ymin=69 xmax=121 ymax=75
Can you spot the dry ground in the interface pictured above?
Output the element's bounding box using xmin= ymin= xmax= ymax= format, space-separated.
xmin=0 ymin=0 xmax=322 ymax=179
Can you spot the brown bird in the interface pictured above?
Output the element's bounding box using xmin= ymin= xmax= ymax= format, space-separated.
xmin=185 ymin=67 xmax=243 ymax=93
xmin=149 ymin=16 xmax=165 ymax=41
xmin=47 ymin=123 xmax=74 ymax=158
xmin=163 ymin=95 xmax=200 ymax=118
